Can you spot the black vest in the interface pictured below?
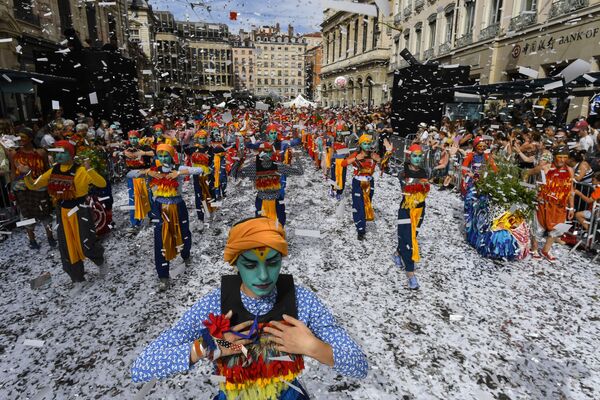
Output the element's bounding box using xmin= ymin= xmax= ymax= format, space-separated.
xmin=221 ymin=274 xmax=297 ymax=326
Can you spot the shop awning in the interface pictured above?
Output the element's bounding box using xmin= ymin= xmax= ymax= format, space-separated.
xmin=444 ymin=72 xmax=600 ymax=99
xmin=0 ymin=68 xmax=77 ymax=84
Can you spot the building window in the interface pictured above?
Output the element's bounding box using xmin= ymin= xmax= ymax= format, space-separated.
xmin=345 ymin=23 xmax=350 ymax=55
xmin=522 ymin=0 xmax=536 ymax=12
xmin=445 ymin=7 xmax=454 ymax=43
xmin=428 ymin=15 xmax=437 ymax=49
xmin=332 ymin=31 xmax=336 ymax=62
xmin=372 ymin=16 xmax=378 ymax=49
xmin=415 ymin=24 xmax=422 ymax=56
xmin=490 ymin=0 xmax=503 ymax=24
xmin=353 ymin=18 xmax=359 ymax=55
xmin=338 ymin=28 xmax=342 ymax=58
xmin=464 ymin=0 xmax=476 ymax=34
xmin=362 ymin=17 xmax=368 ymax=52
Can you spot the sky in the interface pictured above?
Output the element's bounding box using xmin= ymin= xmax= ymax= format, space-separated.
xmin=149 ymin=0 xmax=324 ymax=34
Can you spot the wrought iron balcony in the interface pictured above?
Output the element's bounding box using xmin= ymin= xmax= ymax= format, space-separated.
xmin=456 ymin=32 xmax=472 ymax=47
xmin=403 ymin=6 xmax=411 ymax=18
xmin=423 ymin=48 xmax=434 ymax=59
xmin=438 ymin=42 xmax=451 ymax=55
xmin=508 ymin=13 xmax=538 ymax=31
xmin=550 ymin=0 xmax=589 ymax=19
xmin=415 ymin=0 xmax=425 ymax=12
xmin=479 ymin=23 xmax=500 ymax=41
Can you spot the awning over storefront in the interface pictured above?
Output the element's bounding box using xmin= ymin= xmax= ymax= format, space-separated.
xmin=0 ymin=69 xmax=77 ymax=83
xmin=445 ymin=72 xmax=600 ymax=99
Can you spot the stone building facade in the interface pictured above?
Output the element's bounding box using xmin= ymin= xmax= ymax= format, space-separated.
xmin=320 ymin=1 xmax=394 ymax=107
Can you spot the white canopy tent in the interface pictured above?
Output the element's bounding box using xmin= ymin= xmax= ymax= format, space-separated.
xmin=283 ymin=94 xmax=316 ymax=108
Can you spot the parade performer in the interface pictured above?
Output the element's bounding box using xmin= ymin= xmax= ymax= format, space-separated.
xmin=535 ymin=147 xmax=575 ymax=261
xmin=232 ymin=143 xmax=303 ymax=226
xmin=462 ymin=137 xmax=497 ymax=219
xmin=24 ymin=140 xmax=107 ymax=282
xmin=185 ymin=130 xmax=214 ymax=225
xmin=342 ymin=134 xmax=392 ymax=240
xmin=124 ymin=130 xmax=154 ymax=230
xmin=392 ymin=144 xmax=430 ymax=290
xmin=10 ymin=129 xmax=55 ymax=249
xmin=210 ymin=129 xmax=228 ymax=201
xmin=131 ymin=217 xmax=368 ymax=399
xmin=254 ymin=124 xmax=302 ymax=199
xmin=128 ymin=144 xmax=205 ymax=290
xmin=328 ymin=129 xmax=349 ymax=200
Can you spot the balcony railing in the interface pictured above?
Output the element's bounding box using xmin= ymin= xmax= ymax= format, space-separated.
xmin=438 ymin=42 xmax=451 ymax=55
xmin=403 ymin=6 xmax=411 ymax=18
xmin=479 ymin=23 xmax=500 ymax=41
xmin=456 ymin=32 xmax=472 ymax=47
xmin=415 ymin=0 xmax=425 ymax=12
xmin=549 ymin=0 xmax=589 ymax=19
xmin=423 ymin=48 xmax=434 ymax=59
xmin=508 ymin=12 xmax=538 ymax=31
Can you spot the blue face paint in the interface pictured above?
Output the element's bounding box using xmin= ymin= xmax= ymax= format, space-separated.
xmin=130 ymin=137 xmax=140 ymax=146
xmin=54 ymin=151 xmax=72 ymax=164
xmin=196 ymin=137 xmax=207 ymax=146
xmin=268 ymin=131 xmax=278 ymax=142
xmin=236 ymin=248 xmax=282 ymax=297
xmin=410 ymin=152 xmax=424 ymax=166
xmin=157 ymin=151 xmax=173 ymax=167
xmin=360 ymin=141 xmax=372 ymax=151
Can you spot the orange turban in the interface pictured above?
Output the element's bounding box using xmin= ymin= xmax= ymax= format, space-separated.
xmin=157 ymin=143 xmax=178 ymax=164
xmin=157 ymin=143 xmax=175 ymax=158
xmin=224 ymin=217 xmax=288 ymax=265
xmin=358 ymin=134 xmax=373 ymax=145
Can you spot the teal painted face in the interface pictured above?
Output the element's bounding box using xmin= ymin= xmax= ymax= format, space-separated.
xmin=54 ymin=150 xmax=72 ymax=164
xmin=360 ymin=141 xmax=372 ymax=151
xmin=154 ymin=129 xmax=163 ymax=138
xmin=157 ymin=150 xmax=173 ymax=167
xmin=236 ymin=248 xmax=282 ymax=297
xmin=268 ymin=131 xmax=278 ymax=142
xmin=195 ymin=137 xmax=207 ymax=146
xmin=129 ymin=137 xmax=140 ymax=146
xmin=410 ymin=152 xmax=424 ymax=166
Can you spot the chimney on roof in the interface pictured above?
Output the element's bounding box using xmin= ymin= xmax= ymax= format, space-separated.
xmin=275 ymin=23 xmax=280 ymax=32
xmin=288 ymin=24 xmax=293 ymax=38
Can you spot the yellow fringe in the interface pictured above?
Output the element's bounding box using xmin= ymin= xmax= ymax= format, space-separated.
xmin=222 ymin=371 xmax=300 ymax=400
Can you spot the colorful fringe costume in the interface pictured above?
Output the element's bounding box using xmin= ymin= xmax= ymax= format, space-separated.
xmin=125 ymin=144 xmax=153 ymax=227
xmin=211 ymin=144 xmax=228 ymax=201
xmin=537 ymin=166 xmax=573 ymax=233
xmin=12 ymin=149 xmax=52 ymax=221
xmin=146 ymin=168 xmax=192 ymax=279
xmin=26 ymin=162 xmax=106 ymax=282
xmin=185 ymin=146 xmax=215 ymax=222
xmin=234 ymin=157 xmax=303 ymax=226
xmin=342 ymin=151 xmax=391 ymax=235
xmin=396 ymin=164 xmax=430 ymax=272
xmin=329 ymin=141 xmax=348 ymax=196
xmin=213 ymin=275 xmax=308 ymax=400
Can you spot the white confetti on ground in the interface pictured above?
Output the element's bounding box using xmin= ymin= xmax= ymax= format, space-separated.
xmin=0 ymin=156 xmax=598 ymax=399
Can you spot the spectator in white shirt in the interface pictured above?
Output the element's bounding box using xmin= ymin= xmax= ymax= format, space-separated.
xmin=572 ymin=120 xmax=594 ymax=153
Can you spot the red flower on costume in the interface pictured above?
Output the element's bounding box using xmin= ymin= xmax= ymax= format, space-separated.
xmin=203 ymin=313 xmax=231 ymax=338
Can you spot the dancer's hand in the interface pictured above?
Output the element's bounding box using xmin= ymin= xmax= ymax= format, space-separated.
xmin=568 ymin=209 xmax=575 ymax=220
xmin=356 ymin=152 xmax=365 ymax=161
xmin=264 ymin=315 xmax=322 ymax=358
xmin=219 ymin=310 xmax=253 ymax=357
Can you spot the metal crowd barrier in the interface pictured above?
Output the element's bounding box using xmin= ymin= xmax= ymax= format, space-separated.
xmin=573 ymin=181 xmax=599 ymax=251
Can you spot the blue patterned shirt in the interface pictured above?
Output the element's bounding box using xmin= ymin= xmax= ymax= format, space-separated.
xmin=131 ymin=285 xmax=368 ymax=382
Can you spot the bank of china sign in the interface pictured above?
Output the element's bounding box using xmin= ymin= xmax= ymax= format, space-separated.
xmin=511 ymin=26 xmax=600 ymax=59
